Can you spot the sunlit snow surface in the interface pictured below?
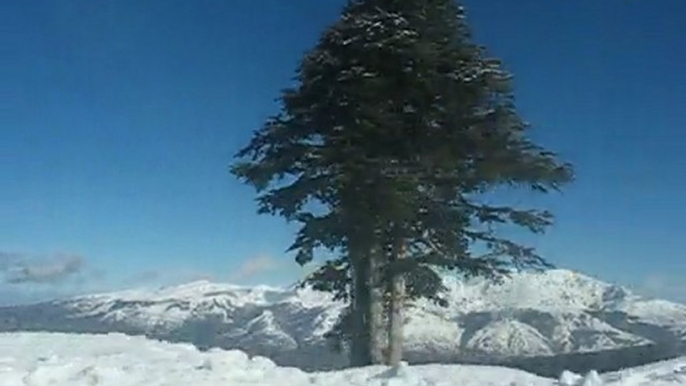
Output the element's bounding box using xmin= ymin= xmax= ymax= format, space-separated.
xmin=1 ymin=333 xmax=685 ymax=386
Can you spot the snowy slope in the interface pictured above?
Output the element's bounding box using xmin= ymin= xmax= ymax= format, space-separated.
xmin=1 ymin=332 xmax=684 ymax=386
xmin=0 ymin=269 xmax=685 ymax=371
xmin=464 ymin=319 xmax=554 ymax=356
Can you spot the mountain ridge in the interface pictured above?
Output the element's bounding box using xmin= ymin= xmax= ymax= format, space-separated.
xmin=1 ymin=269 xmax=685 ymax=372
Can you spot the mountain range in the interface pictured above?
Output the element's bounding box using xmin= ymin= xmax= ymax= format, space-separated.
xmin=1 ymin=269 xmax=684 ymax=373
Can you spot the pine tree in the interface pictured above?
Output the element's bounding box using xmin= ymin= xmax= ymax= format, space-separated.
xmin=233 ymin=0 xmax=573 ymax=367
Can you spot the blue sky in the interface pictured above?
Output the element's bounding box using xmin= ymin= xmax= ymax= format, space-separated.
xmin=2 ymin=0 xmax=685 ymax=305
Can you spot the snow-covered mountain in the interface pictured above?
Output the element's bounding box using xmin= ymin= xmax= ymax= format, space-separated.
xmin=1 ymin=269 xmax=685 ymax=373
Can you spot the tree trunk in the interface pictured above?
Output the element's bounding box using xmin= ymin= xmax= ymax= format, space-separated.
xmin=349 ymin=238 xmax=371 ymax=367
xmin=387 ymin=237 xmax=406 ymax=366
xmin=349 ymin=240 xmax=385 ymax=366
xmin=368 ymin=243 xmax=386 ymax=364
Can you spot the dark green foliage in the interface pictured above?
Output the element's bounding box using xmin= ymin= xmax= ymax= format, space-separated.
xmin=232 ymin=0 xmax=573 ymax=365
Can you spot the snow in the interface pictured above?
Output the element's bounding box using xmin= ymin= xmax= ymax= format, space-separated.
xmin=559 ymin=370 xmax=583 ymax=385
xmin=582 ymin=370 xmax=603 ymax=386
xmin=64 ymin=270 xmax=679 ymax=331
xmin=66 ymin=281 xmax=318 ymax=330
xmin=80 ymin=281 xmax=287 ymax=306
xmin=0 ymin=332 xmax=549 ymax=386
xmin=1 ymin=332 xmax=685 ymax=386
xmin=464 ymin=319 xmax=553 ymax=356
xmin=402 ymin=311 xmax=463 ymax=354
xmin=618 ymin=299 xmax=686 ymax=335
xmin=434 ymin=270 xmax=628 ymax=313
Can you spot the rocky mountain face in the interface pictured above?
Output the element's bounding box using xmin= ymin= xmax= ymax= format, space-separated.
xmin=1 ymin=269 xmax=685 ymax=373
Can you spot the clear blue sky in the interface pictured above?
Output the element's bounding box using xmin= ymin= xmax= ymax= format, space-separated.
xmin=2 ymin=0 xmax=685 ymax=305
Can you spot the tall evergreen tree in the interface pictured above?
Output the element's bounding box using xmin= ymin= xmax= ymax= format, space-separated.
xmin=233 ymin=0 xmax=573 ymax=367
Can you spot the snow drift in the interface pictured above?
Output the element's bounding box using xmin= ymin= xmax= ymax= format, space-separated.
xmin=1 ymin=332 xmax=685 ymax=386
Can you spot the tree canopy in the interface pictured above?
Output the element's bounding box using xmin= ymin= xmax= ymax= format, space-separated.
xmin=232 ymin=0 xmax=573 ymax=367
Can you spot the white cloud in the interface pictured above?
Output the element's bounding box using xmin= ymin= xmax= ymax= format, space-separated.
xmin=638 ymin=273 xmax=686 ymax=304
xmin=231 ymin=255 xmax=282 ymax=281
xmin=1 ymin=252 xmax=84 ymax=285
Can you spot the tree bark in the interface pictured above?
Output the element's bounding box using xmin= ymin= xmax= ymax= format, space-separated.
xmin=387 ymin=236 xmax=406 ymax=366
xmin=368 ymin=243 xmax=386 ymax=364
xmin=349 ymin=237 xmax=371 ymax=367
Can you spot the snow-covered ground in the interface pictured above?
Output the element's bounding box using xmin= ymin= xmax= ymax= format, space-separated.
xmin=1 ymin=333 xmax=685 ymax=386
